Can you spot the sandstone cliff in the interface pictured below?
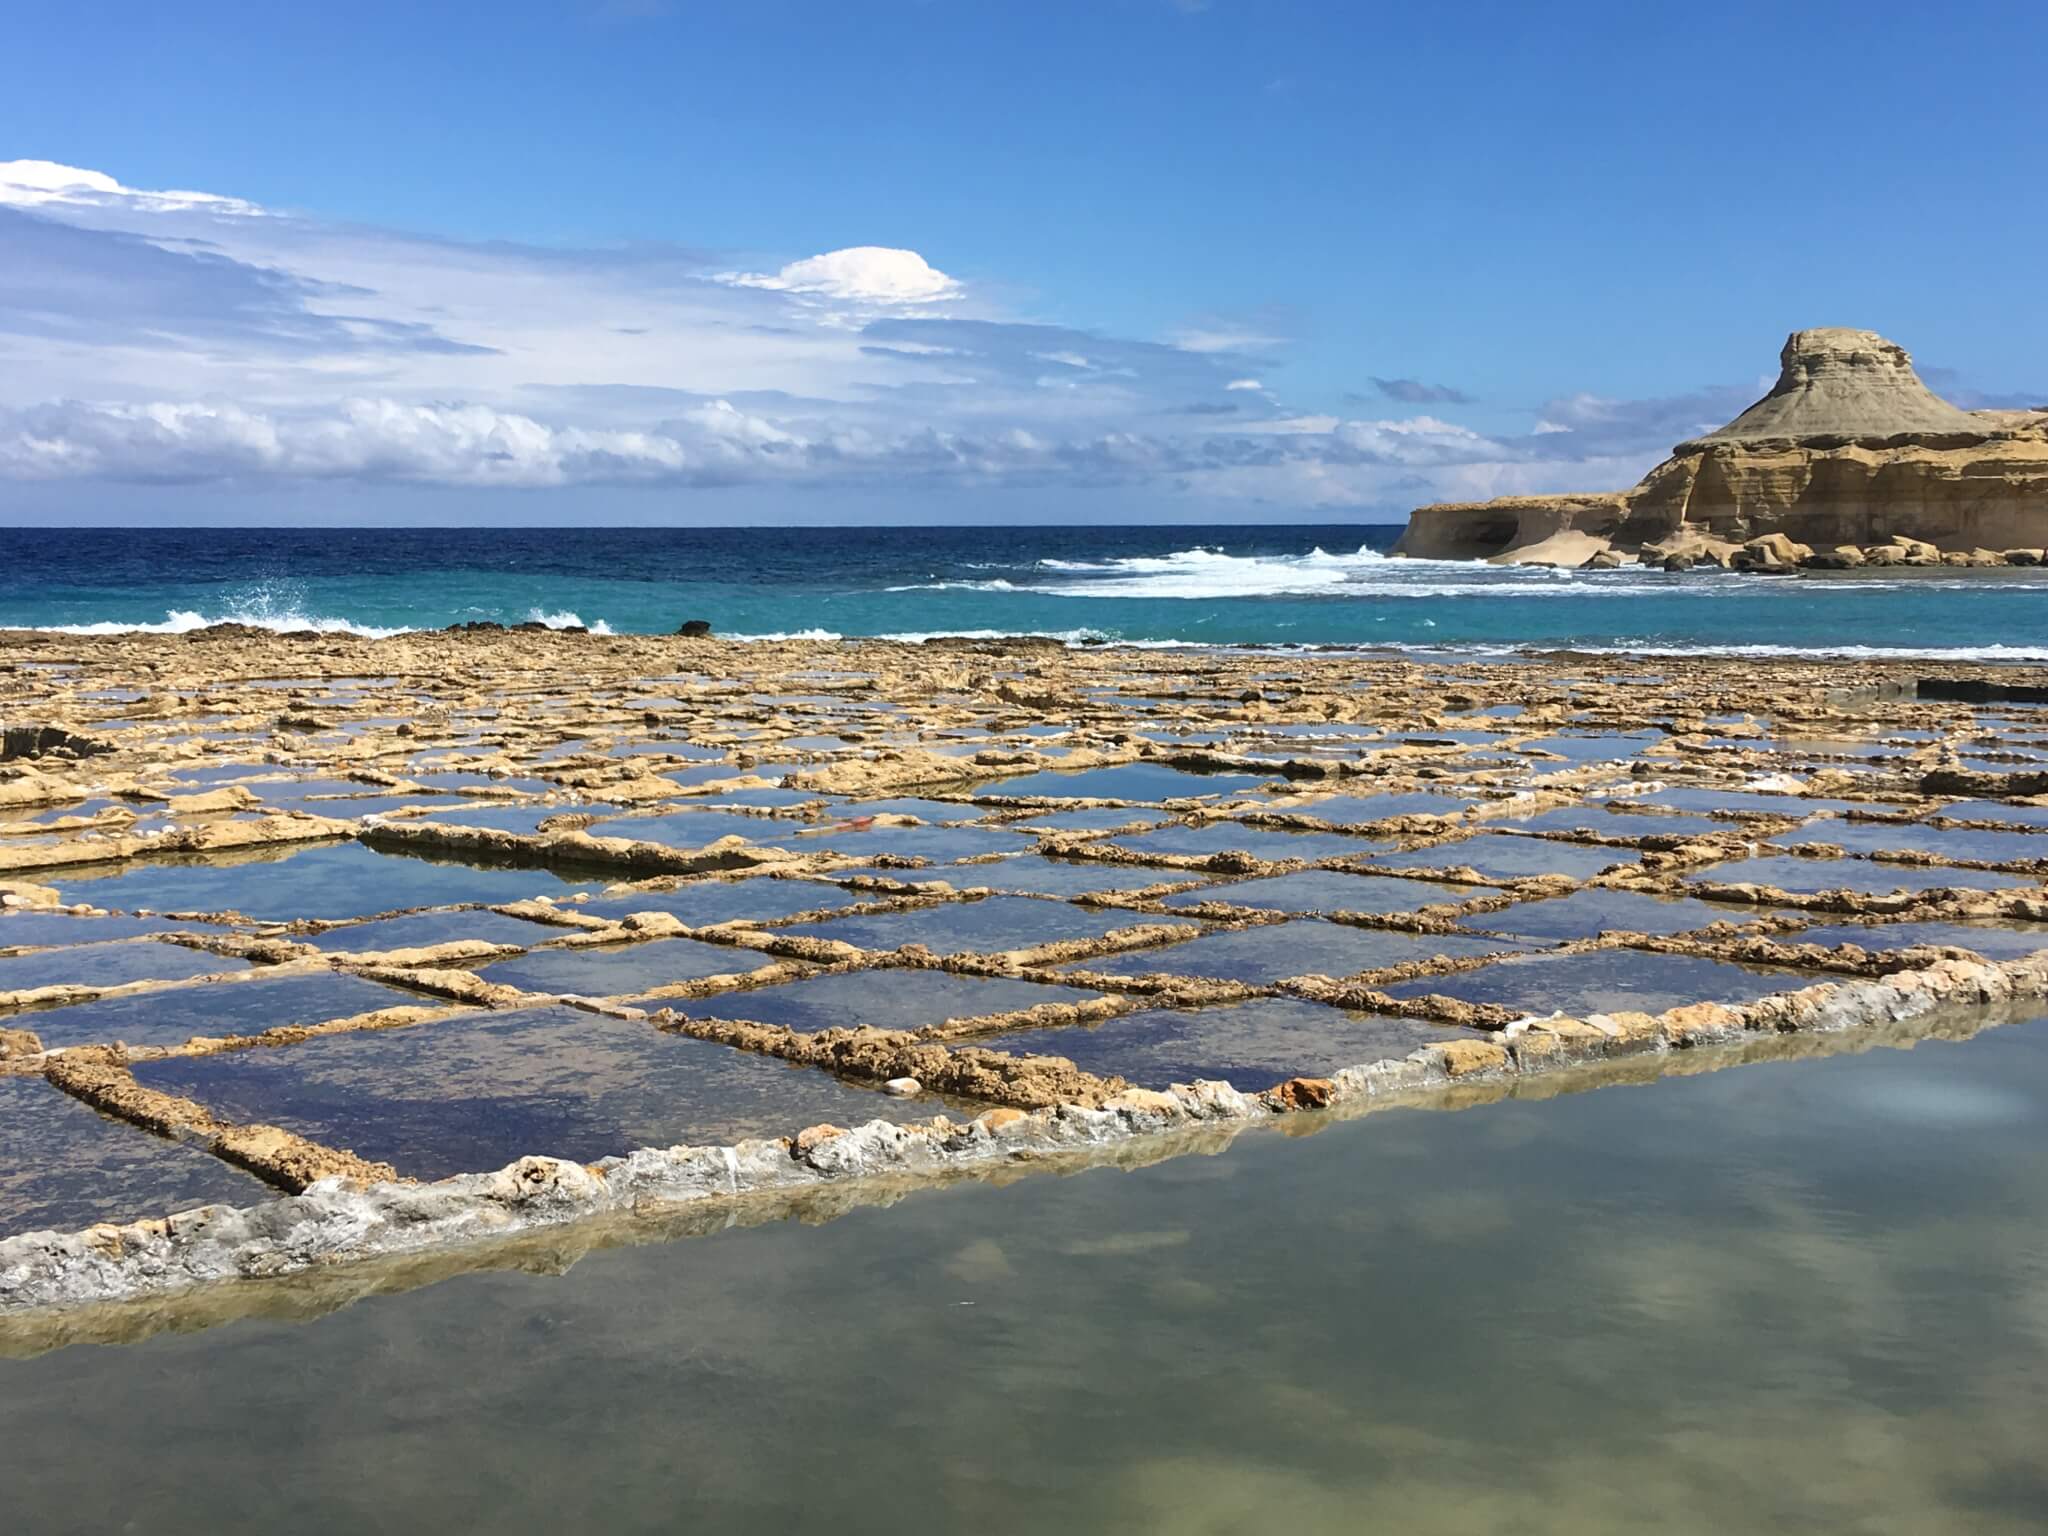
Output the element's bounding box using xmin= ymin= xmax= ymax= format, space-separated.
xmin=1395 ymin=329 xmax=2048 ymax=566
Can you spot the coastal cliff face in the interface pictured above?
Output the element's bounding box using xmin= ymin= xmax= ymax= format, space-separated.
xmin=1395 ymin=329 xmax=2048 ymax=566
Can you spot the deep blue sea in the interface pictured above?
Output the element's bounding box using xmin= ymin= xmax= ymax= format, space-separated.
xmin=2 ymin=525 xmax=2046 ymax=660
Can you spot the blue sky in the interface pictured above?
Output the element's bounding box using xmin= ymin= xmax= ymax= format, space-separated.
xmin=1 ymin=0 xmax=2042 ymax=524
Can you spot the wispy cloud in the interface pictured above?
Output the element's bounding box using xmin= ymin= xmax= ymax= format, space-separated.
xmin=0 ymin=157 xmax=1693 ymax=513
xmin=1368 ymin=376 xmax=1474 ymax=406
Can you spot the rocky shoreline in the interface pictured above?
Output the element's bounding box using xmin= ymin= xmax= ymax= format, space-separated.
xmin=1395 ymin=328 xmax=2048 ymax=569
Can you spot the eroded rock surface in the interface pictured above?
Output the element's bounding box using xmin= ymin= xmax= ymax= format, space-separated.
xmin=1 ymin=626 xmax=2047 ymax=1326
xmin=1396 ymin=329 xmax=2048 ymax=564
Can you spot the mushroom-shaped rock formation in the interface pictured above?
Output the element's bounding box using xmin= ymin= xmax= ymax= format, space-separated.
xmin=1394 ymin=329 xmax=2048 ymax=566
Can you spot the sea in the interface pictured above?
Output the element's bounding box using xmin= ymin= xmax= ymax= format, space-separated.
xmin=3 ymin=524 xmax=2047 ymax=660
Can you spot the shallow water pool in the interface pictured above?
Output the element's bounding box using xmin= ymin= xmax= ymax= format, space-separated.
xmin=6 ymin=1012 xmax=2047 ymax=1531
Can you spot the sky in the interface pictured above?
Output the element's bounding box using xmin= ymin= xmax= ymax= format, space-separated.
xmin=1 ymin=0 xmax=2043 ymax=526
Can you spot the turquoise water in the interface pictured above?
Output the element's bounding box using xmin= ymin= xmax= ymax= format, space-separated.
xmin=5 ymin=1014 xmax=2047 ymax=1531
xmin=5 ymin=526 xmax=2048 ymax=657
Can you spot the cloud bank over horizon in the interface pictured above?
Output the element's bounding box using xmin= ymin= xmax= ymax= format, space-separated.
xmin=0 ymin=156 xmax=1750 ymax=517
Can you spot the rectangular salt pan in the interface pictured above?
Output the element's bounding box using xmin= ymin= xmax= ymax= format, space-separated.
xmin=1459 ymin=888 xmax=1750 ymax=943
xmin=1775 ymin=821 xmax=2048 ymax=865
xmin=0 ymin=940 xmax=245 ymax=995
xmin=1785 ymin=920 xmax=2048 ymax=960
xmin=476 ymin=936 xmax=765 ymax=996
xmin=0 ymin=912 xmax=188 ymax=946
xmin=1069 ymin=920 xmax=1519 ymax=985
xmin=1934 ymin=802 xmax=2048 ymax=828
xmin=973 ymin=996 xmax=1488 ymax=1090
xmin=1162 ymin=869 xmax=1481 ymax=917
xmin=24 ymin=970 xmax=425 ymax=1049
xmin=1494 ymin=808 xmax=1724 ymax=840
xmin=1383 ymin=948 xmax=1816 ymax=1016
xmin=574 ymin=879 xmax=852 ymax=927
xmin=1687 ymin=856 xmax=2029 ymax=896
xmin=1 ymin=1075 xmax=267 ymax=1239
xmin=584 ymin=811 xmax=800 ymax=848
xmin=770 ymin=824 xmax=1032 ymax=862
xmin=787 ymin=897 xmax=1186 ymax=954
xmin=53 ymin=842 xmax=605 ymax=920
xmin=1115 ymin=823 xmax=1386 ymax=862
xmin=670 ymin=969 xmax=1105 ymax=1033
xmin=306 ymin=908 xmax=563 ymax=953
xmin=835 ymin=858 xmax=1201 ymax=899
xmin=408 ymin=803 xmax=621 ymax=835
xmin=130 ymin=1006 xmax=959 ymax=1181
xmin=1015 ymin=808 xmax=1169 ymax=833
xmin=978 ymin=764 xmax=1270 ymax=802
xmin=1368 ymin=834 xmax=1638 ymax=882
xmin=1282 ymin=792 xmax=1476 ymax=824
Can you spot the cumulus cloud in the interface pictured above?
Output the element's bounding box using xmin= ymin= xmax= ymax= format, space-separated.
xmin=0 ymin=157 xmax=1684 ymax=512
xmin=720 ymin=245 xmax=959 ymax=305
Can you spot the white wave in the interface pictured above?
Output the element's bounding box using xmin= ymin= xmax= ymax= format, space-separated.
xmin=870 ymin=626 xmax=1114 ymax=645
xmin=524 ymin=608 xmax=614 ymax=635
xmin=1551 ymin=641 xmax=2048 ymax=663
xmin=1011 ymin=543 xmax=1766 ymax=601
xmin=881 ymin=578 xmax=1017 ymax=593
xmin=33 ymin=607 xmax=414 ymax=639
xmin=27 ymin=604 xmax=614 ymax=639
xmin=722 ymin=625 xmax=1125 ymax=646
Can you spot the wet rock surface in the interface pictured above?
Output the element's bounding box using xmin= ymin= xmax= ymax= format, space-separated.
xmin=3 ymin=627 xmax=2048 ymax=1315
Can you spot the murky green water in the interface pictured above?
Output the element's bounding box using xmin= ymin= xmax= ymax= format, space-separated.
xmin=5 ymin=1016 xmax=2047 ymax=1532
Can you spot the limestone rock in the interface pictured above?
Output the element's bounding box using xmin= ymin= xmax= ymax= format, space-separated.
xmin=1731 ymin=533 xmax=1814 ymax=572
xmin=1802 ymin=544 xmax=1866 ymax=570
xmin=1267 ymin=1076 xmax=1336 ymax=1111
xmin=1430 ymin=1039 xmax=1509 ymax=1077
xmin=1389 ymin=492 xmax=1628 ymax=564
xmin=1701 ymin=329 xmax=1981 ymax=441
xmin=0 ymin=1025 xmax=44 ymax=1059
xmin=792 ymin=1124 xmax=845 ymax=1158
xmin=1395 ymin=329 xmax=2048 ymax=562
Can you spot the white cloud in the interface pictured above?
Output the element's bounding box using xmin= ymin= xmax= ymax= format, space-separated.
xmin=721 ymin=245 xmax=959 ymax=305
xmin=1169 ymin=325 xmax=1283 ymax=354
xmin=0 ymin=398 xmax=692 ymax=486
xmin=0 ymin=159 xmax=1668 ymax=512
xmin=0 ymin=157 xmax=264 ymax=217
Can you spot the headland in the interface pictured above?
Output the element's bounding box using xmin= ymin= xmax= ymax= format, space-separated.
xmin=1395 ymin=328 xmax=2048 ymax=571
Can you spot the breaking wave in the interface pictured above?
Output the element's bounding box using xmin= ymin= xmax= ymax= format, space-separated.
xmin=34 ymin=607 xmax=415 ymax=639
xmin=28 ymin=605 xmax=611 ymax=639
xmin=523 ymin=608 xmax=615 ymax=635
xmin=898 ymin=545 xmax=1752 ymax=601
xmin=1525 ymin=640 xmax=2048 ymax=663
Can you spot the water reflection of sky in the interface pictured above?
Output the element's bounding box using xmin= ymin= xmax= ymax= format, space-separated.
xmin=12 ymin=1011 xmax=2046 ymax=1532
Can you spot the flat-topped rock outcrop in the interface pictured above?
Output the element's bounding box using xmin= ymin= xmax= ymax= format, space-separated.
xmin=1397 ymin=329 xmax=2048 ymax=567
